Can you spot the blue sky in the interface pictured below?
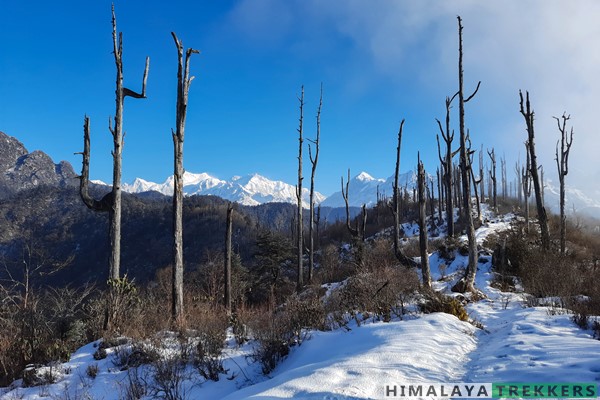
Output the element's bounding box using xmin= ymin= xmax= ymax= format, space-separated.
xmin=1 ymin=1 xmax=599 ymax=196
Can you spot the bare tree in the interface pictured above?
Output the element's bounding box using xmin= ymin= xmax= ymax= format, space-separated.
xmin=455 ymin=16 xmax=481 ymax=293
xmin=417 ymin=156 xmax=431 ymax=289
xmin=479 ymin=145 xmax=485 ymax=204
xmin=341 ymin=169 xmax=359 ymax=239
xmin=554 ymin=113 xmax=574 ymax=255
xmin=519 ymin=90 xmax=550 ymax=250
xmin=78 ymin=5 xmax=149 ymax=281
xmin=522 ymin=142 xmax=532 ymax=233
xmin=171 ymin=32 xmax=199 ymax=324
xmin=224 ymin=203 xmax=233 ymax=313
xmin=500 ymin=155 xmax=507 ymax=201
xmin=307 ymin=84 xmax=322 ymax=283
xmin=392 ymin=120 xmax=416 ymax=267
xmin=487 ymin=148 xmax=497 ymax=212
xmin=296 ymin=86 xmax=305 ymax=292
xmin=514 ymin=157 xmax=522 ymax=207
xmin=436 ymin=92 xmax=459 ymax=236
xmin=466 ymin=133 xmax=482 ymax=223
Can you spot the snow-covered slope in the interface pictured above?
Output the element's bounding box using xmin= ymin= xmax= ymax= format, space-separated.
xmin=321 ymin=170 xmax=420 ymax=208
xmin=121 ymin=172 xmax=325 ymax=208
xmin=544 ymin=178 xmax=600 ymax=219
xmin=6 ymin=211 xmax=600 ymax=399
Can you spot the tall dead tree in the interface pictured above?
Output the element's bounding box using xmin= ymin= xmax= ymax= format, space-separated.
xmin=436 ymin=167 xmax=443 ymax=223
xmin=455 ymin=16 xmax=481 ymax=293
xmin=171 ymin=32 xmax=199 ymax=324
xmin=392 ymin=120 xmax=416 ymax=266
xmin=341 ymin=169 xmax=359 ymax=239
xmin=417 ymin=155 xmax=431 ymax=289
xmin=519 ymin=90 xmax=550 ymax=250
xmin=487 ymin=148 xmax=497 ymax=212
xmin=436 ymin=92 xmax=459 ymax=236
xmin=307 ymin=84 xmax=322 ymax=283
xmin=296 ymin=86 xmax=305 ymax=292
xmin=522 ymin=142 xmax=532 ymax=233
xmin=514 ymin=158 xmax=522 ymax=207
xmin=224 ymin=203 xmax=233 ymax=313
xmin=78 ymin=6 xmax=149 ymax=282
xmin=466 ymin=133 xmax=482 ymax=223
xmin=479 ymin=146 xmax=485 ymax=204
xmin=500 ymin=155 xmax=507 ymax=201
xmin=341 ymin=170 xmax=367 ymax=267
xmin=554 ymin=113 xmax=574 ymax=255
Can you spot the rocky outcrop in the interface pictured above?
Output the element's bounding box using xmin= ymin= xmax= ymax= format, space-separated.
xmin=0 ymin=131 xmax=76 ymax=198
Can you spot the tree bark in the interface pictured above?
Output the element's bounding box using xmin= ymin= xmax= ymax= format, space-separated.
xmin=392 ymin=120 xmax=416 ymax=267
xmin=554 ymin=113 xmax=574 ymax=255
xmin=171 ymin=32 xmax=199 ymax=325
xmin=296 ymin=86 xmax=304 ymax=292
xmin=522 ymin=141 xmax=532 ymax=233
xmin=308 ymin=84 xmax=322 ymax=283
xmin=519 ymin=90 xmax=551 ymax=250
xmin=456 ymin=16 xmax=480 ymax=293
xmin=224 ymin=203 xmax=233 ymax=313
xmin=417 ymin=156 xmax=431 ymax=289
xmin=435 ymin=92 xmax=458 ymax=237
xmin=487 ymin=148 xmax=497 ymax=212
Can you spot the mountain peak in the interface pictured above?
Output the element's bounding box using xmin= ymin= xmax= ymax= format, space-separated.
xmin=0 ymin=131 xmax=76 ymax=198
xmin=122 ymin=172 xmax=326 ymax=208
xmin=354 ymin=171 xmax=376 ymax=182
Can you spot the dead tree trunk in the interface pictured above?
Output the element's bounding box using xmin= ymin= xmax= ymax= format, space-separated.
xmin=308 ymin=85 xmax=322 ymax=283
xmin=78 ymin=6 xmax=149 ymax=282
xmin=519 ymin=90 xmax=551 ymax=250
xmin=455 ymin=16 xmax=481 ymax=293
xmin=392 ymin=120 xmax=416 ymax=267
xmin=171 ymin=32 xmax=199 ymax=324
xmin=454 ymin=164 xmax=462 ymax=220
xmin=487 ymin=148 xmax=497 ymax=212
xmin=296 ymin=86 xmax=305 ymax=292
xmin=514 ymin=158 xmax=522 ymax=207
xmin=78 ymin=117 xmax=113 ymax=214
xmin=467 ymin=134 xmax=482 ymax=223
xmin=436 ymin=92 xmax=459 ymax=237
xmin=500 ymin=155 xmax=507 ymax=201
xmin=417 ymin=156 xmax=431 ymax=289
xmin=479 ymin=146 xmax=485 ymax=204
xmin=436 ymin=167 xmax=443 ymax=223
xmin=224 ymin=203 xmax=233 ymax=313
xmin=554 ymin=113 xmax=574 ymax=255
xmin=522 ymin=142 xmax=532 ymax=233
xmin=342 ymin=169 xmax=359 ymax=239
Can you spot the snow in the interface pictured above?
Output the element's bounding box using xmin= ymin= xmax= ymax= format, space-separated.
xmin=222 ymin=313 xmax=477 ymax=399
xmin=4 ymin=209 xmax=600 ymax=399
xmin=119 ymin=171 xmax=325 ymax=208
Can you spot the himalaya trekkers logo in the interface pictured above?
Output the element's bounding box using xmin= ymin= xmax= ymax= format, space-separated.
xmin=384 ymin=382 xmax=598 ymax=398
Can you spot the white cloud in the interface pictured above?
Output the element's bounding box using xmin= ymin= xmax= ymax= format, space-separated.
xmin=228 ymin=0 xmax=600 ymax=194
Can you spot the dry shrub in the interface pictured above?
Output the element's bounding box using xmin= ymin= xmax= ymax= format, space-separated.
xmin=327 ymin=265 xmax=419 ymax=325
xmin=316 ymin=244 xmax=352 ymax=284
xmin=186 ymin=304 xmax=228 ymax=382
xmin=420 ymin=291 xmax=468 ymax=321
xmin=247 ymin=293 xmax=325 ymax=375
xmin=248 ymin=310 xmax=294 ymax=375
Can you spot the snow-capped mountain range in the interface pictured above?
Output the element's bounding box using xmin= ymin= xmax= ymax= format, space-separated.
xmin=103 ymin=171 xmax=424 ymax=209
xmin=98 ymin=170 xmax=600 ymax=218
xmin=117 ymin=172 xmax=327 ymax=208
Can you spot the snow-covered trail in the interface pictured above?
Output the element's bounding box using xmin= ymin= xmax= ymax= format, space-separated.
xmin=3 ymin=211 xmax=600 ymax=399
xmin=430 ymin=212 xmax=600 ymax=387
xmin=463 ymin=252 xmax=600 ymax=384
xmin=222 ymin=314 xmax=477 ymax=399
